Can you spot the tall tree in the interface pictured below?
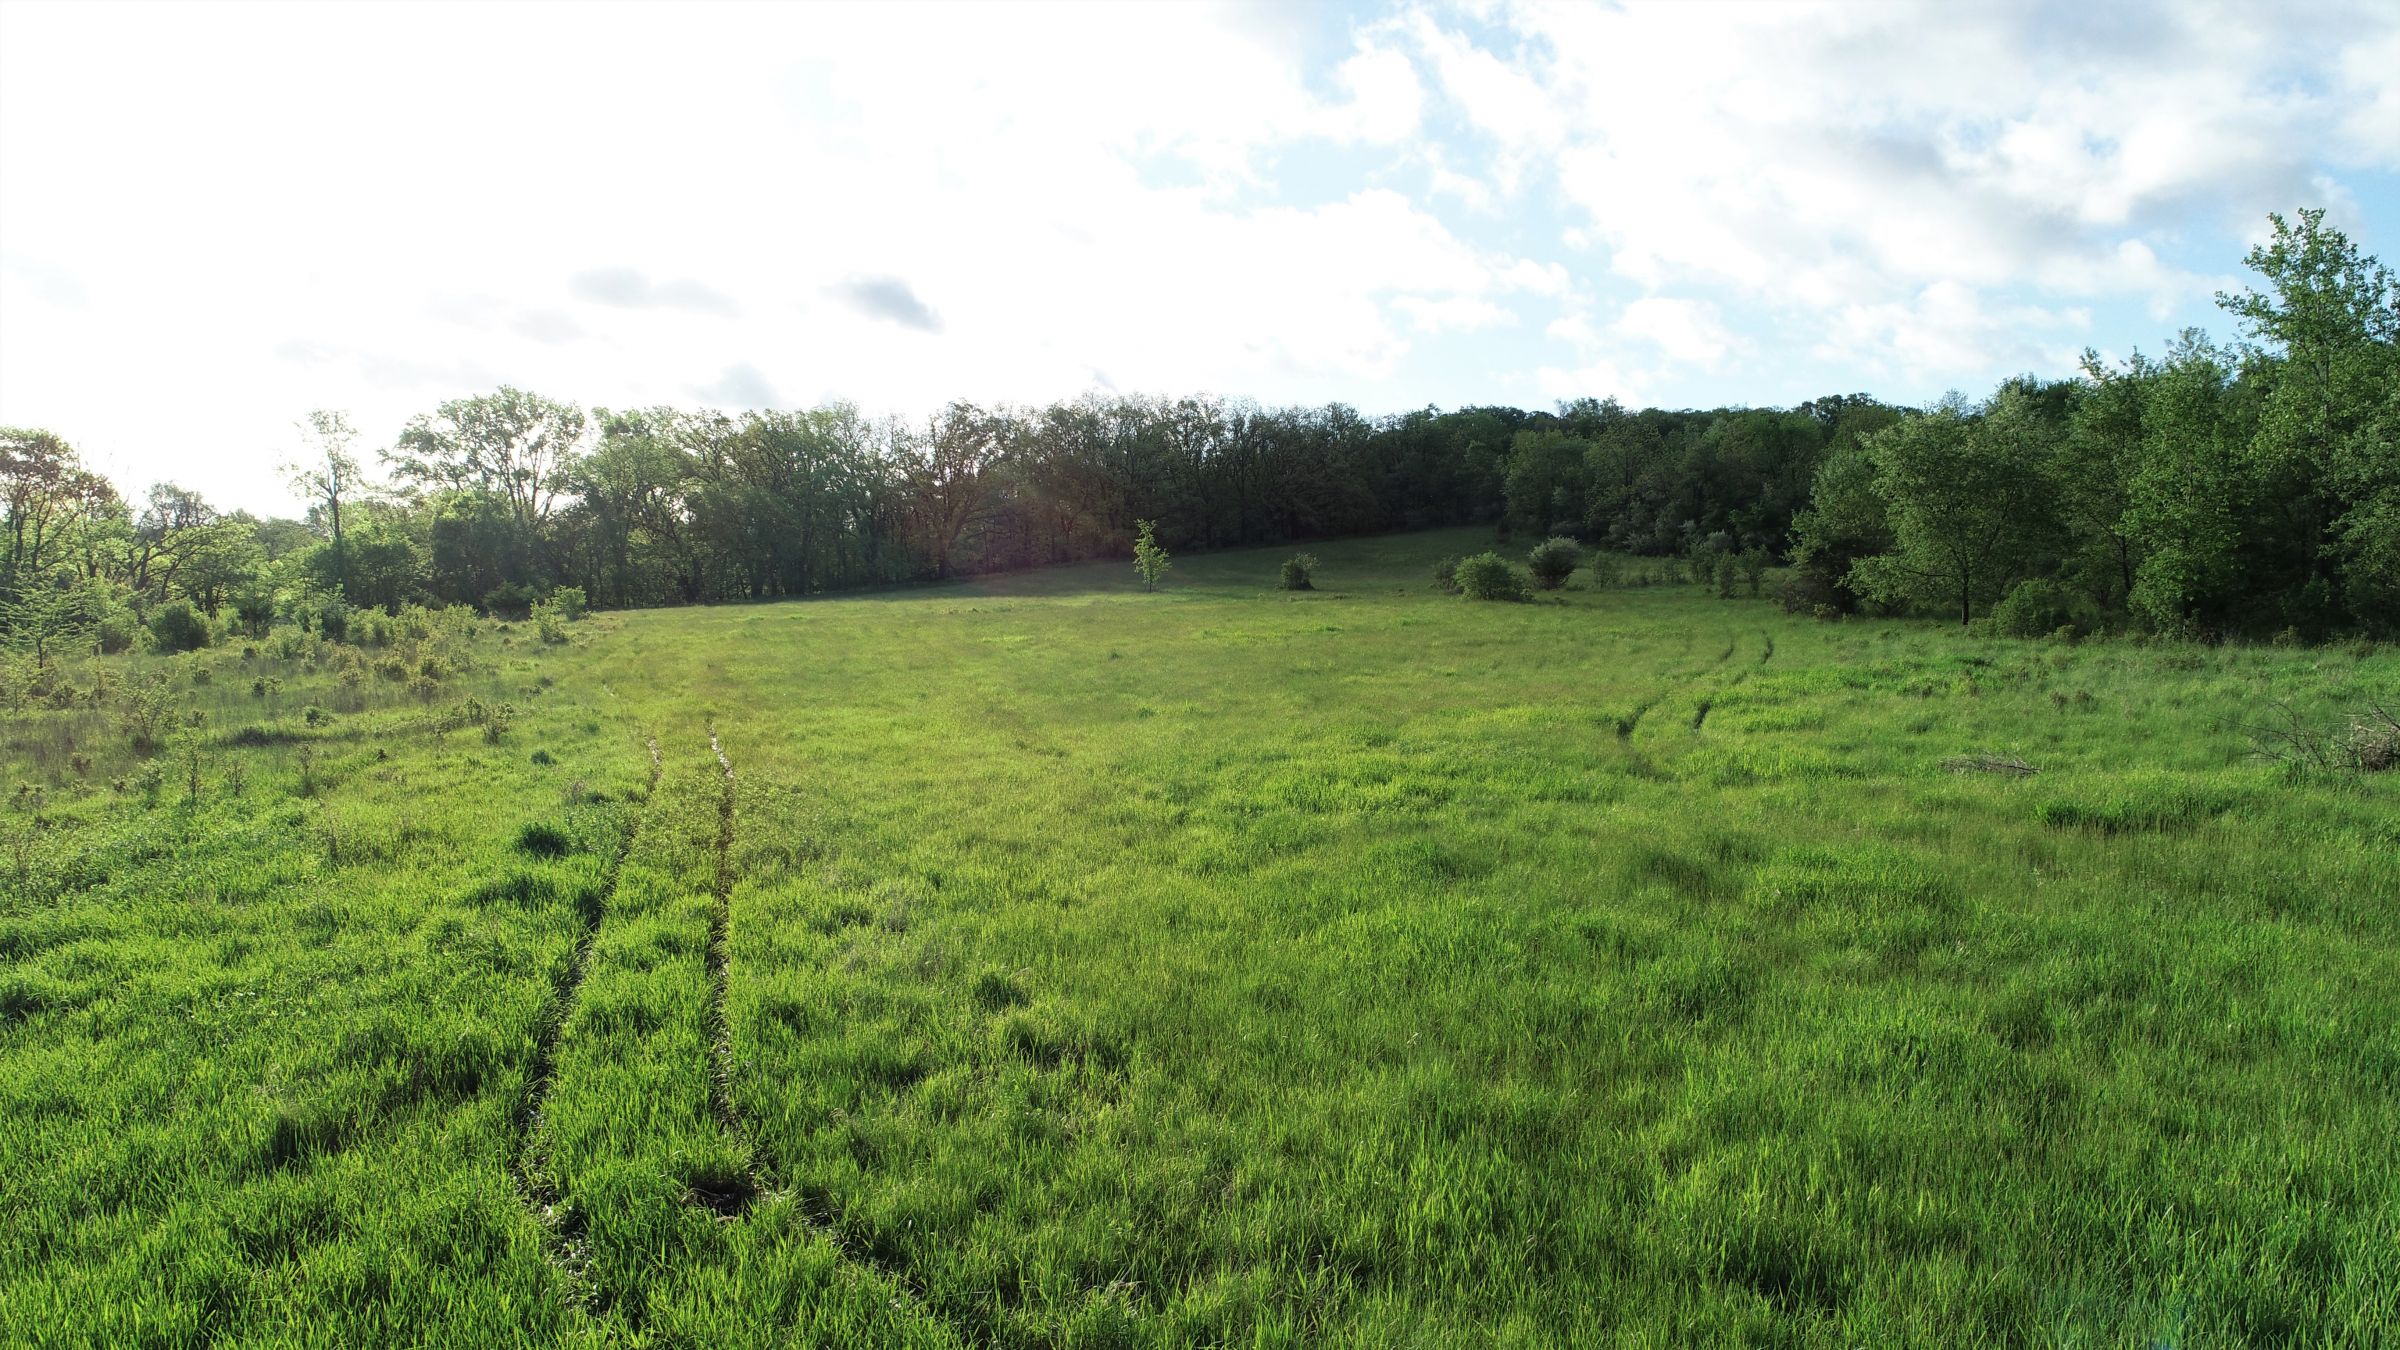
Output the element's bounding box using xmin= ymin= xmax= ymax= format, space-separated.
xmin=1850 ymin=392 xmax=2053 ymax=625
xmin=2216 ymin=209 xmax=2400 ymax=627
xmin=283 ymin=410 xmax=368 ymax=599
xmin=389 ymin=388 xmax=587 ymax=532
xmin=895 ymin=402 xmax=1005 ymax=579
xmin=1 ymin=428 xmax=115 ymax=602
xmin=2123 ymin=334 xmax=2252 ymax=635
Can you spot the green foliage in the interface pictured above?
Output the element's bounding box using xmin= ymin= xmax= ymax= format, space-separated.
xmin=1850 ymin=390 xmax=2056 ymax=625
xmin=5 ymin=211 xmax=2383 ymax=645
xmin=1992 ymin=578 xmax=2087 ymax=639
xmin=146 ymin=599 xmax=210 ymax=654
xmin=1736 ymin=549 xmax=1769 ymax=596
xmin=531 ymin=590 xmax=582 ymax=645
xmin=114 ymin=673 xmax=180 ymax=754
xmin=1453 ymin=550 xmax=1529 ymax=601
xmin=231 ymin=588 xmax=276 ymax=639
xmin=2122 ymin=336 xmax=2252 ymax=636
xmin=1525 ymin=536 xmax=1582 ymax=589
xmin=1131 ymin=520 xmax=1171 ymax=591
xmin=1 ymin=530 xmax=2395 ymax=1343
xmin=482 ymin=582 xmax=538 ymax=621
xmin=1278 ymin=553 xmax=1317 ymax=591
xmin=1431 ymin=555 xmax=1462 ymax=593
xmin=2217 ymin=208 xmax=2400 ymax=633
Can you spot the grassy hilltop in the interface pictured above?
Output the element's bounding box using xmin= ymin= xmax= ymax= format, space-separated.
xmin=2 ymin=528 xmax=2395 ymax=1346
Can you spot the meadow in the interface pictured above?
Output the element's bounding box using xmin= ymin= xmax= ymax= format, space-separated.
xmin=2 ymin=527 xmax=2395 ymax=1347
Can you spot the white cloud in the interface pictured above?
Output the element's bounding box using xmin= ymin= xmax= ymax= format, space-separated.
xmin=1615 ymin=298 xmax=1738 ymax=370
xmin=1815 ymin=281 xmax=2087 ymax=382
xmin=1535 ymin=356 xmax=1644 ymax=406
xmin=1322 ymin=45 xmax=1425 ymax=145
xmin=1 ymin=0 xmax=2391 ymax=512
xmin=0 ymin=1 xmax=1516 ymax=510
xmin=1407 ymin=0 xmax=2398 ymax=381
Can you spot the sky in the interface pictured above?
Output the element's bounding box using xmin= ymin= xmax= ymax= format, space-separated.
xmin=2 ymin=0 xmax=2395 ymax=515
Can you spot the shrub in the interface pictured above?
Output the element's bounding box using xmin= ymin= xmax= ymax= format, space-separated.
xmin=1584 ymin=552 xmax=1621 ymax=589
xmin=1777 ymin=567 xmax=1843 ymax=615
xmin=1526 ymin=537 xmax=1582 ymax=590
xmin=1737 ymin=550 xmax=1770 ymax=597
xmin=465 ymin=697 xmax=516 ymax=744
xmin=1993 ymin=578 xmax=2084 ymax=638
xmin=546 ymin=586 xmax=588 ymax=621
xmin=232 ymin=590 xmax=275 ymax=638
xmin=95 ymin=610 xmax=140 ymax=654
xmin=1431 ymin=556 xmax=1463 ymax=594
xmin=1454 ymin=552 xmax=1529 ymax=602
xmin=482 ymin=583 xmax=538 ymax=621
xmin=2346 ymin=712 xmax=2399 ymax=772
xmin=148 ymin=601 xmax=210 ymax=654
xmin=1279 ymin=554 xmax=1317 ymax=591
xmin=116 ymin=675 xmax=179 ymax=754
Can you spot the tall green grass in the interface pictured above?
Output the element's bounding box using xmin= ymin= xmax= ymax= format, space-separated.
xmin=2 ymin=528 xmax=2393 ymax=1345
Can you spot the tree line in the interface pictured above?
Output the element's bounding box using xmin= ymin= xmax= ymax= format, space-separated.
xmin=1 ymin=209 xmax=2390 ymax=662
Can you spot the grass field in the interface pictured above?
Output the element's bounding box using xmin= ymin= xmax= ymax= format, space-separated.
xmin=3 ymin=527 xmax=2396 ymax=1347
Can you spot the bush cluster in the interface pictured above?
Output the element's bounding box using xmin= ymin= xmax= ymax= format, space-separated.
xmin=1454 ymin=552 xmax=1529 ymax=602
xmin=1526 ymin=537 xmax=1582 ymax=590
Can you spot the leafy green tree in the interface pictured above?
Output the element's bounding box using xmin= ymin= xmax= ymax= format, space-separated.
xmin=283 ymin=410 xmax=367 ymax=598
xmin=1132 ymin=519 xmax=1170 ymax=591
xmin=1 ymin=428 xmax=116 ymax=604
xmin=2216 ymin=208 xmax=2400 ymax=628
xmin=2124 ymin=335 xmax=2252 ymax=635
xmin=896 ymin=402 xmax=1005 ymax=580
xmin=1504 ymin=429 xmax=1590 ymax=535
xmin=2059 ymin=349 xmax=2157 ymax=610
xmin=171 ymin=519 xmax=262 ymax=617
xmin=390 ymin=388 xmax=587 ymax=531
xmin=0 ymin=567 xmax=92 ymax=666
xmin=1850 ymin=393 xmax=2053 ymax=625
xmin=1787 ymin=444 xmax=1892 ymax=614
xmin=313 ymin=519 xmax=421 ymax=614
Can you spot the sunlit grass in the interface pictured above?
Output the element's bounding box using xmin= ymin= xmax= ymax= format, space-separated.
xmin=3 ymin=527 xmax=2394 ymax=1345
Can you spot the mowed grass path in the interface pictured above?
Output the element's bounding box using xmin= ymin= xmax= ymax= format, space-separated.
xmin=4 ymin=528 xmax=2396 ymax=1345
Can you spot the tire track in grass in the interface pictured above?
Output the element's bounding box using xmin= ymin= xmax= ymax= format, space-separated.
xmin=515 ymin=734 xmax=663 ymax=1299
xmin=689 ymin=723 xmax=760 ymax=1217
xmin=707 ymin=768 xmax=1007 ymax=1345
